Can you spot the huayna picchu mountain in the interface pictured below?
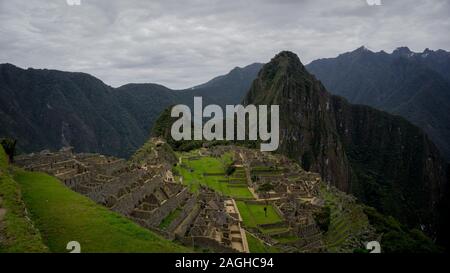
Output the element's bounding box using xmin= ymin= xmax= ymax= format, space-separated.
xmin=243 ymin=51 xmax=448 ymax=242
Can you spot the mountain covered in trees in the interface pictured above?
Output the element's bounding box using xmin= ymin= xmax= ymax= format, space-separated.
xmin=0 ymin=62 xmax=261 ymax=157
xmin=243 ymin=51 xmax=448 ymax=243
xmin=307 ymin=47 xmax=450 ymax=161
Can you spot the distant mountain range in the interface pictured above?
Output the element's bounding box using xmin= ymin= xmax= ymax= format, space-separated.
xmin=0 ymin=62 xmax=262 ymax=157
xmin=4 ymin=47 xmax=449 ymax=163
xmin=1 ymin=49 xmax=449 ymax=248
xmin=307 ymin=47 xmax=450 ymax=161
xmin=243 ymin=51 xmax=448 ymax=243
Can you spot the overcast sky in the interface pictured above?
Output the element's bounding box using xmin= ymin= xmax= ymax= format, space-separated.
xmin=0 ymin=0 xmax=449 ymax=89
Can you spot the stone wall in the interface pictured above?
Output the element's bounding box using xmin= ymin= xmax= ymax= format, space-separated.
xmin=111 ymin=177 xmax=163 ymax=215
xmin=177 ymin=236 xmax=238 ymax=253
xmin=173 ymin=203 xmax=201 ymax=237
xmin=144 ymin=187 xmax=190 ymax=227
xmin=167 ymin=196 xmax=197 ymax=233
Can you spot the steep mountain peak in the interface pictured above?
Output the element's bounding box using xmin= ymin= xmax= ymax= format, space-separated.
xmin=337 ymin=46 xmax=376 ymax=60
xmin=354 ymin=45 xmax=372 ymax=53
xmin=242 ymin=51 xmax=311 ymax=105
xmin=262 ymin=51 xmax=307 ymax=78
xmin=423 ymin=48 xmax=433 ymax=54
xmin=273 ymin=50 xmax=302 ymax=60
xmin=270 ymin=51 xmax=305 ymax=68
xmin=0 ymin=63 xmax=24 ymax=73
xmin=0 ymin=63 xmax=20 ymax=69
xmin=247 ymin=52 xmax=448 ymax=240
xmin=392 ymin=46 xmax=414 ymax=57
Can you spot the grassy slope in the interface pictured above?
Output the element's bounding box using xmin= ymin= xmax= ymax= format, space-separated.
xmin=236 ymin=201 xmax=283 ymax=228
xmin=245 ymin=231 xmax=279 ymax=253
xmin=13 ymin=170 xmax=190 ymax=253
xmin=0 ymin=147 xmax=48 ymax=253
xmin=132 ymin=138 xmax=178 ymax=166
xmin=175 ymin=152 xmax=253 ymax=199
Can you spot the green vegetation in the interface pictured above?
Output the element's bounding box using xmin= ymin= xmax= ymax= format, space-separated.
xmin=225 ymin=164 xmax=236 ymax=176
xmin=174 ymin=153 xmax=253 ymax=199
xmin=151 ymin=107 xmax=201 ymax=152
xmin=159 ymin=208 xmax=182 ymax=230
xmin=320 ymin=183 xmax=441 ymax=253
xmin=258 ymin=182 xmax=275 ymax=193
xmin=152 ymin=106 xmax=260 ymax=152
xmin=313 ymin=205 xmax=331 ymax=233
xmin=251 ymin=166 xmax=283 ymax=177
xmin=175 ymin=150 xmax=290 ymax=245
xmin=260 ymin=226 xmax=290 ymax=235
xmin=0 ymin=146 xmax=48 ymax=253
xmin=13 ymin=170 xmax=190 ymax=253
xmin=320 ymin=185 xmax=370 ymax=251
xmin=236 ymin=201 xmax=283 ymax=228
xmin=0 ymin=138 xmax=17 ymax=163
xmin=245 ymin=231 xmax=279 ymax=253
xmin=245 ymin=50 xmax=448 ymax=249
xmin=275 ymin=235 xmax=299 ymax=244
xmin=132 ymin=137 xmax=177 ymax=166
xmin=363 ymin=206 xmax=442 ymax=253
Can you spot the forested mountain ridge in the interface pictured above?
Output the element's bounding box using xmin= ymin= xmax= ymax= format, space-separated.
xmin=243 ymin=51 xmax=448 ymax=240
xmin=307 ymin=47 xmax=450 ymax=161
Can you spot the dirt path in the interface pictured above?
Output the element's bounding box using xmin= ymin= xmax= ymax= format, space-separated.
xmin=0 ymin=208 xmax=6 ymax=222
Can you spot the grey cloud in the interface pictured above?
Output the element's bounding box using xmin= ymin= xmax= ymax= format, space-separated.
xmin=0 ymin=0 xmax=449 ymax=89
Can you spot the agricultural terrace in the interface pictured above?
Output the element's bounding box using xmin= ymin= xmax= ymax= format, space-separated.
xmin=173 ymin=151 xmax=253 ymax=199
xmin=174 ymin=149 xmax=290 ymax=252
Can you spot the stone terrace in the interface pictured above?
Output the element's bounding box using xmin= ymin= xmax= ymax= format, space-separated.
xmin=14 ymin=143 xmax=249 ymax=253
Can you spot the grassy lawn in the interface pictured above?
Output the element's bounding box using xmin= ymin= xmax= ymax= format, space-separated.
xmin=246 ymin=232 xmax=279 ymax=253
xmin=236 ymin=201 xmax=283 ymax=228
xmin=227 ymin=185 xmax=254 ymax=199
xmin=13 ymin=170 xmax=190 ymax=253
xmin=0 ymin=147 xmax=48 ymax=253
xmin=159 ymin=208 xmax=181 ymax=230
xmin=175 ymin=153 xmax=253 ymax=199
xmin=276 ymin=235 xmax=299 ymax=244
xmin=260 ymin=226 xmax=290 ymax=235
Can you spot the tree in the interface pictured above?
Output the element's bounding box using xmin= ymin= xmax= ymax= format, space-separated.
xmin=225 ymin=164 xmax=236 ymax=176
xmin=258 ymin=182 xmax=274 ymax=193
xmin=1 ymin=138 xmax=17 ymax=163
xmin=258 ymin=182 xmax=275 ymax=202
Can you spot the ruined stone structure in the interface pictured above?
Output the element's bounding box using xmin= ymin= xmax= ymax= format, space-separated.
xmin=15 ymin=142 xmax=249 ymax=253
xmin=175 ymin=188 xmax=249 ymax=253
xmin=15 ymin=140 xmax=335 ymax=253
xmin=188 ymin=145 xmax=326 ymax=252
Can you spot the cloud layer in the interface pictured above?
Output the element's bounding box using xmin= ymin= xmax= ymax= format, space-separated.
xmin=1 ymin=0 xmax=449 ymax=88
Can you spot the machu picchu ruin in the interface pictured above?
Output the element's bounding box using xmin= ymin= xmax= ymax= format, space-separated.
xmin=12 ymin=138 xmax=384 ymax=253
